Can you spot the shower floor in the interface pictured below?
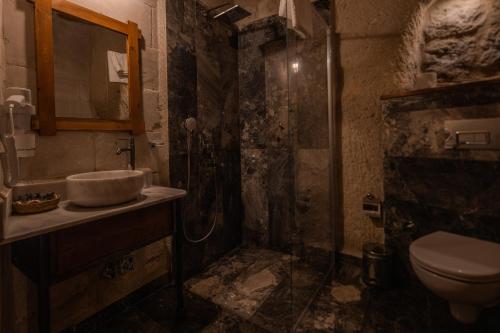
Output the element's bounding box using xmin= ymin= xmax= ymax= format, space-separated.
xmin=185 ymin=248 xmax=328 ymax=332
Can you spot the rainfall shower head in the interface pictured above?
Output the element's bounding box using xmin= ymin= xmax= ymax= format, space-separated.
xmin=207 ymin=3 xmax=251 ymax=24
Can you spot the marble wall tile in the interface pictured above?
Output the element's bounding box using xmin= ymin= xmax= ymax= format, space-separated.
xmin=383 ymin=83 xmax=500 ymax=284
xmin=238 ymin=15 xmax=332 ymax=256
xmin=218 ymin=151 xmax=243 ymax=253
xmin=295 ymin=149 xmax=332 ymax=252
xmin=167 ymin=46 xmax=197 ymax=154
xmin=268 ymin=148 xmax=294 ymax=250
xmin=238 ymin=17 xmax=286 ymax=149
xmin=167 ymin=1 xmax=241 ymax=276
xmin=294 ymin=14 xmax=329 ymax=149
xmin=384 ymin=103 xmax=500 ymax=161
xmin=264 ymin=47 xmax=290 ymax=150
xmin=241 ymin=148 xmax=269 ymax=246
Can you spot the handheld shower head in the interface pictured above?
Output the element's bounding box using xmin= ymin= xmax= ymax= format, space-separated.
xmin=185 ymin=117 xmax=197 ymax=133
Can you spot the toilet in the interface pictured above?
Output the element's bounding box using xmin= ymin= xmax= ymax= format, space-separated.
xmin=410 ymin=231 xmax=500 ymax=324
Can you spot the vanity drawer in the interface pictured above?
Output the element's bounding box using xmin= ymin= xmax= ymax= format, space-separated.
xmin=51 ymin=203 xmax=172 ymax=281
xmin=12 ymin=202 xmax=173 ymax=283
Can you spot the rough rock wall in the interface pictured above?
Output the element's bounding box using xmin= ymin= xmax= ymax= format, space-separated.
xmin=0 ymin=0 xmax=4 ymax=103
xmin=337 ymin=0 xmax=422 ymax=257
xmin=2 ymin=1 xmax=171 ymax=331
xmin=422 ymin=0 xmax=500 ymax=83
xmin=3 ymin=0 xmax=168 ymax=183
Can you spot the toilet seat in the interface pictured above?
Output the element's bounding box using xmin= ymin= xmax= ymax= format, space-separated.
xmin=410 ymin=231 xmax=500 ymax=283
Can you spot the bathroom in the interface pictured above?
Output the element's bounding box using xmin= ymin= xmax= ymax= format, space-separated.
xmin=0 ymin=0 xmax=498 ymax=332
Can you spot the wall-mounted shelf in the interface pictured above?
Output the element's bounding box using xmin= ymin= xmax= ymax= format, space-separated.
xmin=381 ymin=78 xmax=500 ymax=114
xmin=381 ymin=77 xmax=500 ymax=101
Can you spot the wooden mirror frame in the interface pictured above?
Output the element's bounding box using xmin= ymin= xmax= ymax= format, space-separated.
xmin=32 ymin=0 xmax=145 ymax=136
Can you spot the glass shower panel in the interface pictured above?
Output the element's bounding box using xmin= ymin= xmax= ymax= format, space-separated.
xmin=286 ymin=6 xmax=334 ymax=328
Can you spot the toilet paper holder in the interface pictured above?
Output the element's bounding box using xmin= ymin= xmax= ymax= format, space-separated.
xmin=363 ymin=193 xmax=382 ymax=219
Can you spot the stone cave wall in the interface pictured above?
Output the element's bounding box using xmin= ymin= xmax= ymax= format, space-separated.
xmin=0 ymin=0 xmax=4 ymax=103
xmin=422 ymin=0 xmax=500 ymax=83
xmin=3 ymin=0 xmax=168 ymax=182
xmin=337 ymin=0 xmax=422 ymax=257
xmin=2 ymin=1 xmax=171 ymax=331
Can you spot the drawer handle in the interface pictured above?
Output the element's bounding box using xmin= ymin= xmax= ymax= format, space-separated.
xmin=101 ymin=255 xmax=135 ymax=280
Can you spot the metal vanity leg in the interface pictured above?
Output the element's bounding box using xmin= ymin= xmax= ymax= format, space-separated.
xmin=172 ymin=199 xmax=184 ymax=316
xmin=38 ymin=236 xmax=51 ymax=333
xmin=0 ymin=245 xmax=14 ymax=333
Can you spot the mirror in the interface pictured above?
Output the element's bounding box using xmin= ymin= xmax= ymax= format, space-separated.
xmin=53 ymin=12 xmax=129 ymax=120
xmin=33 ymin=0 xmax=144 ymax=135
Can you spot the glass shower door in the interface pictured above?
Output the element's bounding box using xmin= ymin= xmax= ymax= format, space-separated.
xmin=285 ymin=5 xmax=335 ymax=329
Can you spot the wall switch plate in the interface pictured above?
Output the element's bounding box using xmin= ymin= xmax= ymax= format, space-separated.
xmin=444 ymin=118 xmax=500 ymax=150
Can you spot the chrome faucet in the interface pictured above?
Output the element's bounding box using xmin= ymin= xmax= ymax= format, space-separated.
xmin=116 ymin=136 xmax=136 ymax=170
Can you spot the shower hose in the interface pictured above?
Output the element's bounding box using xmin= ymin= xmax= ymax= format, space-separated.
xmin=183 ymin=129 xmax=218 ymax=244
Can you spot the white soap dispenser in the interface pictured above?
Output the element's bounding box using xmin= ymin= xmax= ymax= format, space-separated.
xmin=4 ymin=87 xmax=37 ymax=158
xmin=1 ymin=88 xmax=37 ymax=186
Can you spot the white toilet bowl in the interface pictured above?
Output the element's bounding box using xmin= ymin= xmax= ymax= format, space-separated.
xmin=409 ymin=231 xmax=500 ymax=324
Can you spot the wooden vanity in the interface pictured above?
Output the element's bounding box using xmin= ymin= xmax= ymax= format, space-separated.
xmin=0 ymin=186 xmax=186 ymax=333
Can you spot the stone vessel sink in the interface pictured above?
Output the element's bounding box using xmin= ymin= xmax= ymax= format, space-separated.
xmin=67 ymin=170 xmax=145 ymax=207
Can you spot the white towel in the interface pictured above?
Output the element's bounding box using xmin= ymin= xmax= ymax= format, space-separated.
xmin=278 ymin=0 xmax=314 ymax=39
xmin=107 ymin=51 xmax=128 ymax=84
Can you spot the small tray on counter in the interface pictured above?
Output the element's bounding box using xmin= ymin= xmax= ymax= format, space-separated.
xmin=13 ymin=193 xmax=61 ymax=215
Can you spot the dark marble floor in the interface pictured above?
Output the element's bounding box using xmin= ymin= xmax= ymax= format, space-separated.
xmin=185 ymin=248 xmax=329 ymax=332
xmin=297 ymin=257 xmax=500 ymax=333
xmin=62 ymin=249 xmax=500 ymax=333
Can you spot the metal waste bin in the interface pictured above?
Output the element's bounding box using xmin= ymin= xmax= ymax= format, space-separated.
xmin=362 ymin=243 xmax=393 ymax=288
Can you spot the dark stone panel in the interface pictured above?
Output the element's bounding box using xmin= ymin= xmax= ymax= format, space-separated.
xmin=171 ymin=151 xmax=242 ymax=277
xmin=241 ymin=148 xmax=270 ymax=246
xmin=294 ymin=16 xmax=329 ymax=149
xmin=268 ymin=149 xmax=295 ymax=250
xmin=167 ymin=0 xmax=197 ymax=155
xmin=383 ymin=102 xmax=500 ymax=161
xmin=313 ymin=0 xmax=331 ymax=24
xmin=167 ymin=46 xmax=198 ymax=154
xmin=297 ymin=258 xmax=500 ymax=333
xmin=264 ymin=47 xmax=290 ymax=150
xmin=384 ymin=156 xmax=500 ymax=284
xmin=239 ymin=14 xmax=331 ymax=254
xmin=239 ymin=17 xmax=286 ymax=149
xmin=384 ymin=157 xmax=500 ymax=217
xmin=216 ymin=150 xmax=243 ymax=256
xmin=383 ymin=85 xmax=500 ymax=330
xmin=196 ymin=11 xmax=240 ymax=152
xmin=168 ymin=1 xmax=242 ymax=276
xmin=382 ymin=80 xmax=500 ymax=114
xmin=385 ymin=197 xmax=500 ymax=284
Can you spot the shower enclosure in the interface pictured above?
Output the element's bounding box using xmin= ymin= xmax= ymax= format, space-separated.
xmin=286 ymin=4 xmax=335 ymax=329
xmin=169 ymin=1 xmax=335 ymax=331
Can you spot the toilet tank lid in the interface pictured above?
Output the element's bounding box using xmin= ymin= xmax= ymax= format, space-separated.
xmin=410 ymin=231 xmax=500 ymax=282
